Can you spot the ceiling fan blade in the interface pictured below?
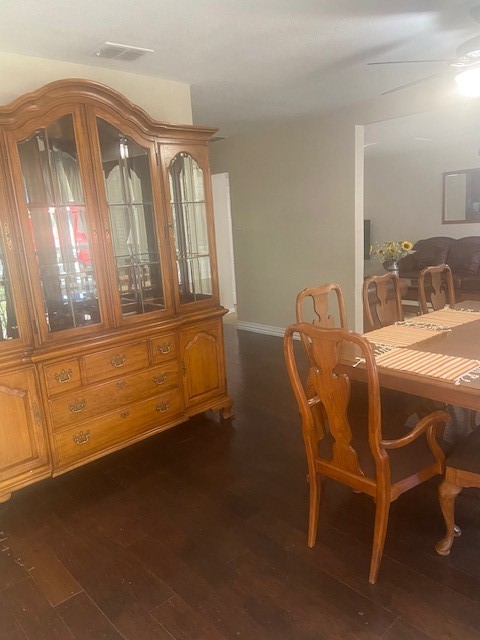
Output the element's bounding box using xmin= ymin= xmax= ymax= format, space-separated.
xmin=368 ymin=59 xmax=452 ymax=65
xmin=381 ymin=72 xmax=446 ymax=96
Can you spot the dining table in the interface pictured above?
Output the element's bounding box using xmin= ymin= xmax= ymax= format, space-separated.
xmin=339 ymin=302 xmax=480 ymax=412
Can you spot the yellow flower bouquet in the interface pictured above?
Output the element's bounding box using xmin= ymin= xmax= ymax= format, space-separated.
xmin=370 ymin=240 xmax=414 ymax=270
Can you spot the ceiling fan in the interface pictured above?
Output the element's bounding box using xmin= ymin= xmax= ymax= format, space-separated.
xmin=369 ymin=5 xmax=480 ymax=96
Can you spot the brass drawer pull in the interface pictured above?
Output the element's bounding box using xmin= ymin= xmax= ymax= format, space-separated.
xmin=120 ymin=410 xmax=130 ymax=419
xmin=73 ymin=430 xmax=90 ymax=445
xmin=153 ymin=373 xmax=168 ymax=385
xmin=157 ymin=343 xmax=172 ymax=355
xmin=54 ymin=368 xmax=73 ymax=384
xmin=156 ymin=401 xmax=170 ymax=413
xmin=111 ymin=354 xmax=126 ymax=367
xmin=69 ymin=399 xmax=87 ymax=413
xmin=116 ymin=380 xmax=126 ymax=389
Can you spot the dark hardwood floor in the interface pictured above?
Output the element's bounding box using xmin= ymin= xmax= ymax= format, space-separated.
xmin=2 ymin=324 xmax=480 ymax=639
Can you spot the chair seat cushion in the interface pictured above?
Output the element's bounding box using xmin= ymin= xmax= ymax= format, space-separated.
xmin=446 ymin=426 xmax=480 ymax=474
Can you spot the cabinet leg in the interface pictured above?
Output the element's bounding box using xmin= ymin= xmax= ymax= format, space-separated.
xmin=436 ymin=480 xmax=462 ymax=556
xmin=0 ymin=493 xmax=12 ymax=504
xmin=218 ymin=401 xmax=234 ymax=421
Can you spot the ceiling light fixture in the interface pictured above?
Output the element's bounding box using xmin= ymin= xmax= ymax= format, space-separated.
xmin=455 ymin=67 xmax=480 ymax=97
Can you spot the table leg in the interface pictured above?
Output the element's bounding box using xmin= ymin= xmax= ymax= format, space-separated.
xmin=435 ymin=480 xmax=462 ymax=556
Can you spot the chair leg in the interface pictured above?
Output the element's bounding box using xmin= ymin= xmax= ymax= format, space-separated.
xmin=307 ymin=472 xmax=322 ymax=548
xmin=369 ymin=492 xmax=390 ymax=584
xmin=436 ymin=480 xmax=462 ymax=556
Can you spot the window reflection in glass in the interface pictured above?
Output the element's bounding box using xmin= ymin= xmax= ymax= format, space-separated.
xmin=0 ymin=233 xmax=19 ymax=341
xmin=96 ymin=118 xmax=165 ymax=316
xmin=17 ymin=114 xmax=101 ymax=333
xmin=168 ymin=153 xmax=212 ymax=304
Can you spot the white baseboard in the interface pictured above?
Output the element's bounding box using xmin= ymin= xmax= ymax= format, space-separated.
xmin=236 ymin=321 xmax=286 ymax=337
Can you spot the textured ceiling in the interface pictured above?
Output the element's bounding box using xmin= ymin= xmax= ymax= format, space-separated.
xmin=0 ymin=0 xmax=479 ymax=135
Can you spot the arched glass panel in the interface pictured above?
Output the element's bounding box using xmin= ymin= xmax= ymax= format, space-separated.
xmin=17 ymin=114 xmax=101 ymax=333
xmin=96 ymin=118 xmax=165 ymax=317
xmin=168 ymin=153 xmax=212 ymax=304
xmin=0 ymin=233 xmax=19 ymax=341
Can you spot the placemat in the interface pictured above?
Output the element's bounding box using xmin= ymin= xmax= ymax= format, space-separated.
xmin=413 ymin=308 xmax=480 ymax=329
xmin=363 ymin=324 xmax=444 ymax=348
xmin=375 ymin=348 xmax=480 ymax=385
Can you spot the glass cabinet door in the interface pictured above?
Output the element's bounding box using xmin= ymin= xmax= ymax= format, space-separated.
xmin=16 ymin=113 xmax=102 ymax=334
xmin=0 ymin=229 xmax=19 ymax=341
xmin=168 ymin=153 xmax=214 ymax=305
xmin=96 ymin=118 xmax=167 ymax=318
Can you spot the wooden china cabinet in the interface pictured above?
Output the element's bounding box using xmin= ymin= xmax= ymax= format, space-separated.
xmin=0 ymin=79 xmax=233 ymax=502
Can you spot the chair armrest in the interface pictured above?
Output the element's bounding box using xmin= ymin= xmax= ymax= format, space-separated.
xmin=381 ymin=410 xmax=451 ymax=450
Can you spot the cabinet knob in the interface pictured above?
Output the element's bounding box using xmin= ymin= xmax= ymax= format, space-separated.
xmin=111 ymin=354 xmax=126 ymax=367
xmin=69 ymin=399 xmax=87 ymax=413
xmin=73 ymin=430 xmax=90 ymax=445
xmin=156 ymin=401 xmax=170 ymax=413
xmin=54 ymin=368 xmax=73 ymax=384
xmin=153 ymin=373 xmax=168 ymax=385
xmin=116 ymin=380 xmax=126 ymax=389
xmin=157 ymin=343 xmax=172 ymax=355
xmin=120 ymin=410 xmax=130 ymax=419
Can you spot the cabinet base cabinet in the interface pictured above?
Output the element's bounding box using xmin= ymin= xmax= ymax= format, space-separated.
xmin=180 ymin=320 xmax=227 ymax=407
xmin=52 ymin=390 xmax=186 ymax=474
xmin=0 ymin=367 xmax=51 ymax=501
xmin=0 ymin=315 xmax=233 ymax=501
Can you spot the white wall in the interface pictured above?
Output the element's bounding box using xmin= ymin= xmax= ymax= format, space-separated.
xmin=209 ymin=82 xmax=463 ymax=332
xmin=210 ymin=113 xmax=357 ymax=331
xmin=365 ymin=137 xmax=480 ymax=245
xmin=0 ymin=51 xmax=192 ymax=124
xmin=212 ymin=173 xmax=237 ymax=311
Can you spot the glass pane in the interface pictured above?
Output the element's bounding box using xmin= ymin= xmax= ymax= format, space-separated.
xmin=168 ymin=153 xmax=212 ymax=304
xmin=0 ymin=233 xmax=19 ymax=341
xmin=17 ymin=114 xmax=101 ymax=333
xmin=96 ymin=118 xmax=165 ymax=317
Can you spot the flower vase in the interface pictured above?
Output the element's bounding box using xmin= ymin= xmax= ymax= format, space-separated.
xmin=383 ymin=260 xmax=399 ymax=276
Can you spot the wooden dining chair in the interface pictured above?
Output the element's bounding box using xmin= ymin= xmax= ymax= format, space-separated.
xmin=363 ymin=273 xmax=404 ymax=332
xmin=296 ymin=283 xmax=348 ymax=329
xmin=296 ymin=283 xmax=348 ymax=439
xmin=418 ymin=264 xmax=455 ymax=315
xmin=418 ymin=264 xmax=476 ymax=431
xmin=284 ymin=322 xmax=450 ymax=583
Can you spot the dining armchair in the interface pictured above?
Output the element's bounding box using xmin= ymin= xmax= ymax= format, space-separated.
xmin=418 ymin=264 xmax=455 ymax=315
xmin=284 ymin=322 xmax=450 ymax=583
xmin=363 ymin=273 xmax=404 ymax=332
xmin=296 ymin=283 xmax=348 ymax=440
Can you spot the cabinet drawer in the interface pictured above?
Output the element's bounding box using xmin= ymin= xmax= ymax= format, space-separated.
xmin=53 ymin=390 xmax=183 ymax=468
xmin=43 ymin=359 xmax=82 ymax=396
xmin=49 ymin=361 xmax=179 ymax=430
xmin=83 ymin=342 xmax=149 ymax=384
xmin=151 ymin=333 xmax=177 ymax=364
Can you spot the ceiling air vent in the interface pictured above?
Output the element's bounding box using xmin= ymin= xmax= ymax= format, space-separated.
xmin=93 ymin=42 xmax=154 ymax=61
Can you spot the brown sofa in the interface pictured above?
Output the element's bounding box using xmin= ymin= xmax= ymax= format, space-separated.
xmin=398 ymin=237 xmax=480 ymax=302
